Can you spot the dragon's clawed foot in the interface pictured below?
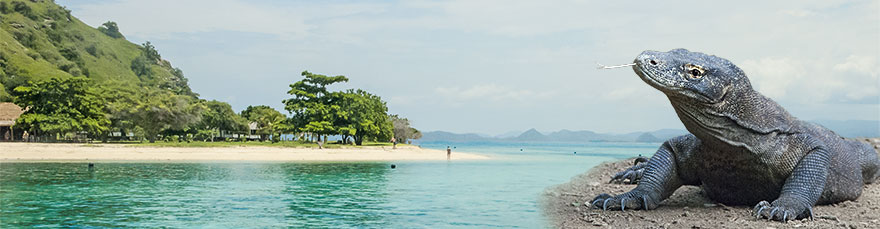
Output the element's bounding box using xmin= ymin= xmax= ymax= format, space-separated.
xmin=610 ymin=157 xmax=649 ymax=184
xmin=589 ymin=191 xmax=657 ymax=211
xmin=752 ymin=198 xmax=813 ymax=222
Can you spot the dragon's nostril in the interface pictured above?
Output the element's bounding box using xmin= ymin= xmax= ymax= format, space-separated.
xmin=649 ymin=60 xmax=657 ymax=65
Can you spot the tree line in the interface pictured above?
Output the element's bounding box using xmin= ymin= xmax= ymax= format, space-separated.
xmin=10 ymin=71 xmax=421 ymax=145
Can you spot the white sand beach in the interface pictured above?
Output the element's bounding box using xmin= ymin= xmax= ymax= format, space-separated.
xmin=0 ymin=143 xmax=488 ymax=162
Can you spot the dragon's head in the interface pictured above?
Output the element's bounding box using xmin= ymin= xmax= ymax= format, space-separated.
xmin=632 ymin=49 xmax=751 ymax=104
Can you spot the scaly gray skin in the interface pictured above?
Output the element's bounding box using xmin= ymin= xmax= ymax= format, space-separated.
xmin=590 ymin=49 xmax=880 ymax=222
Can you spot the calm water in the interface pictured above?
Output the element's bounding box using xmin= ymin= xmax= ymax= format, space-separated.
xmin=0 ymin=141 xmax=659 ymax=228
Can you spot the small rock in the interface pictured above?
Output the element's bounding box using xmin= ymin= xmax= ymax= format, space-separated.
xmin=589 ymin=182 xmax=600 ymax=186
xmin=765 ymin=227 xmax=777 ymax=229
xmin=592 ymin=222 xmax=606 ymax=227
xmin=703 ymin=203 xmax=717 ymax=207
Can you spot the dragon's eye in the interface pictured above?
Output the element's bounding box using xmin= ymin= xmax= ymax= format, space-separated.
xmin=685 ymin=64 xmax=704 ymax=79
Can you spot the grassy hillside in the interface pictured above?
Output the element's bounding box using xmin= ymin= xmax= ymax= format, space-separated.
xmin=0 ymin=0 xmax=194 ymax=101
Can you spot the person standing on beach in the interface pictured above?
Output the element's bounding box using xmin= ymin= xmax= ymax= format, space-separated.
xmin=447 ymin=146 xmax=451 ymax=160
xmin=391 ymin=137 xmax=397 ymax=149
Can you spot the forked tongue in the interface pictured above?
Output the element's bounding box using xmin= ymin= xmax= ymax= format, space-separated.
xmin=596 ymin=63 xmax=635 ymax=70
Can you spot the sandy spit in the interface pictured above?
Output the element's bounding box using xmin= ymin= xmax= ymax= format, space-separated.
xmin=0 ymin=143 xmax=488 ymax=162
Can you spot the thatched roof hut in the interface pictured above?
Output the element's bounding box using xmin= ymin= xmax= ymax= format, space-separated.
xmin=0 ymin=102 xmax=23 ymax=127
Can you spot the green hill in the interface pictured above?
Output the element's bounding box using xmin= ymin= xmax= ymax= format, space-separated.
xmin=0 ymin=0 xmax=194 ymax=102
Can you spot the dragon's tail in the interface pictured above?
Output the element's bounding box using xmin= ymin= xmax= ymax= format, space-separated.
xmin=862 ymin=141 xmax=880 ymax=184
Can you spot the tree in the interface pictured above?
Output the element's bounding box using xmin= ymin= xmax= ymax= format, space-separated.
xmin=140 ymin=41 xmax=161 ymax=61
xmin=12 ymin=77 xmax=110 ymax=140
xmin=98 ymin=21 xmax=124 ymax=38
xmin=283 ymin=71 xmax=348 ymax=142
xmin=95 ymin=84 xmax=141 ymax=141
xmin=130 ymin=41 xmax=161 ymax=79
xmin=198 ymin=100 xmax=247 ymax=141
xmin=390 ymin=114 xmax=422 ymax=144
xmin=241 ymin=105 xmax=286 ymax=141
xmin=129 ymin=90 xmax=203 ymax=142
xmin=335 ymin=89 xmax=393 ymax=145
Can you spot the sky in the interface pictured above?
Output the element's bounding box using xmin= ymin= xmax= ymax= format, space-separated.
xmin=57 ymin=0 xmax=879 ymax=136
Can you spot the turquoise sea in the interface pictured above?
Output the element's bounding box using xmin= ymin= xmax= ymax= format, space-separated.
xmin=0 ymin=141 xmax=659 ymax=228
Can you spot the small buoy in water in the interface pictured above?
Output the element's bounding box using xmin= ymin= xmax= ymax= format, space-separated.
xmin=520 ymin=148 xmax=523 ymax=151
xmin=390 ymin=164 xmax=397 ymax=169
xmin=574 ymin=152 xmax=577 ymax=154
xmin=88 ymin=163 xmax=94 ymax=170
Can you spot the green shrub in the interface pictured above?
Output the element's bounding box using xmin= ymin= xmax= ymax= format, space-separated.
xmin=130 ymin=55 xmax=152 ymax=77
xmin=12 ymin=30 xmax=36 ymax=49
xmin=85 ymin=45 xmax=98 ymax=56
xmin=12 ymin=1 xmax=36 ymax=20
xmin=47 ymin=5 xmax=72 ymax=21
xmin=98 ymin=21 xmax=124 ymax=38
xmin=163 ymin=135 xmax=180 ymax=142
xmin=46 ymin=28 xmax=64 ymax=44
xmin=59 ymin=46 xmax=80 ymax=61
xmin=0 ymin=2 xmax=10 ymax=14
xmin=26 ymin=51 xmax=40 ymax=60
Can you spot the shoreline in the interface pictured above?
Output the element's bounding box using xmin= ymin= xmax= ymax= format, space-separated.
xmin=0 ymin=142 xmax=489 ymax=162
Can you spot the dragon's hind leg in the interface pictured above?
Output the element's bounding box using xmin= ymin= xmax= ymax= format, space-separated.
xmin=860 ymin=141 xmax=880 ymax=184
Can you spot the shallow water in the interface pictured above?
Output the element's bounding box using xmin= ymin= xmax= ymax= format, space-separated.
xmin=0 ymin=141 xmax=658 ymax=228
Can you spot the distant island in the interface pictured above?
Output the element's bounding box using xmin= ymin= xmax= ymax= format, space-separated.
xmin=419 ymin=120 xmax=880 ymax=143
xmin=417 ymin=128 xmax=689 ymax=143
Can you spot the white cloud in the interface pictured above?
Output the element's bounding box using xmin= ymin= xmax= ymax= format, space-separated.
xmin=780 ymin=9 xmax=817 ymax=17
xmin=400 ymin=0 xmax=625 ymax=37
xmin=834 ymin=55 xmax=879 ymax=77
xmin=387 ymin=95 xmax=421 ymax=106
xmin=834 ymin=55 xmax=880 ymax=100
xmin=741 ymin=55 xmax=880 ymax=103
xmin=63 ymin=0 xmax=388 ymax=40
xmin=434 ymin=84 xmax=556 ymax=103
xmin=740 ymin=57 xmax=808 ymax=99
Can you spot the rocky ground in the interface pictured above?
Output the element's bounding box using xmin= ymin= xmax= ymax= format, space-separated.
xmin=542 ymin=138 xmax=880 ymax=228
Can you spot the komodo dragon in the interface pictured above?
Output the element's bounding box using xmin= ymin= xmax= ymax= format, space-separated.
xmin=590 ymin=49 xmax=880 ymax=222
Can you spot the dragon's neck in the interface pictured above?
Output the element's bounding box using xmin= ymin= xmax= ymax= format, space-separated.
xmin=668 ymin=90 xmax=796 ymax=150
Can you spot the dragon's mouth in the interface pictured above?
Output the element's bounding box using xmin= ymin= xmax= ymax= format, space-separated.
xmin=633 ymin=61 xmax=670 ymax=90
